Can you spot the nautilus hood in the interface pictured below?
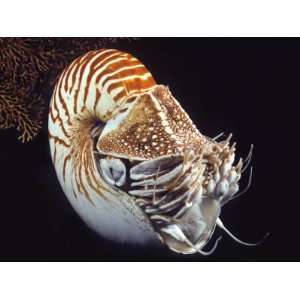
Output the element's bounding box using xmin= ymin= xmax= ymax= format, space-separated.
xmin=96 ymin=85 xmax=204 ymax=160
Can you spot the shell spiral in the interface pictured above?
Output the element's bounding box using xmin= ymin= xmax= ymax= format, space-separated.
xmin=49 ymin=49 xmax=253 ymax=254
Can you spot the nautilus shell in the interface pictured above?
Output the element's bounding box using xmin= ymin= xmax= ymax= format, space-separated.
xmin=48 ymin=49 xmax=262 ymax=255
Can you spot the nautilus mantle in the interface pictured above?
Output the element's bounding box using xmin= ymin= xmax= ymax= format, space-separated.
xmin=48 ymin=49 xmax=259 ymax=255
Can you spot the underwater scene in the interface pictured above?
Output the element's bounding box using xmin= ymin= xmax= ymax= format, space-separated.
xmin=0 ymin=38 xmax=297 ymax=261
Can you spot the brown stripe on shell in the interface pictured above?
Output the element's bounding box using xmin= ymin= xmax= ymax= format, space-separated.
xmin=53 ymin=145 xmax=57 ymax=164
xmin=100 ymin=63 xmax=146 ymax=87
xmin=64 ymin=57 xmax=81 ymax=93
xmin=58 ymin=67 xmax=72 ymax=126
xmin=73 ymin=51 xmax=98 ymax=114
xmin=93 ymin=88 xmax=102 ymax=113
xmin=52 ymin=96 xmax=70 ymax=138
xmin=50 ymin=84 xmax=70 ymax=139
xmin=107 ymin=81 xmax=123 ymax=94
xmin=63 ymin=154 xmax=71 ymax=182
xmin=48 ymin=132 xmax=70 ymax=148
xmin=82 ymin=50 xmax=120 ymax=108
xmin=113 ymin=89 xmax=127 ymax=102
xmin=121 ymin=75 xmax=156 ymax=95
xmin=93 ymin=51 xmax=131 ymax=82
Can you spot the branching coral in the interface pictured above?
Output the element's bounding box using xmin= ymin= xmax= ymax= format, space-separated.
xmin=0 ymin=83 xmax=44 ymax=142
xmin=0 ymin=37 xmax=133 ymax=142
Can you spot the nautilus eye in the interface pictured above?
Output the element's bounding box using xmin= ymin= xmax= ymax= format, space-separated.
xmin=99 ymin=157 xmax=126 ymax=187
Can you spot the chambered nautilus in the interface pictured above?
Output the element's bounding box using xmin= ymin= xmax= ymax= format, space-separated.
xmin=48 ymin=49 xmax=266 ymax=255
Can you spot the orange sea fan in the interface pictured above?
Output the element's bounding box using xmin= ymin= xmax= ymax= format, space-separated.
xmin=0 ymin=37 xmax=133 ymax=142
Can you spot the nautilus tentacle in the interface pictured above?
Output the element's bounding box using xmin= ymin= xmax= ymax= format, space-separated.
xmin=48 ymin=48 xmax=265 ymax=255
xmin=216 ymin=218 xmax=269 ymax=246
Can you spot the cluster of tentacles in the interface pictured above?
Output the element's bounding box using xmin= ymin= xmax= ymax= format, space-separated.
xmin=137 ymin=133 xmax=268 ymax=255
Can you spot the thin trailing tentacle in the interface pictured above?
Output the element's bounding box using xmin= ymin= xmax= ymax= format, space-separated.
xmin=182 ymin=232 xmax=222 ymax=256
xmin=212 ymin=132 xmax=225 ymax=141
xmin=161 ymin=223 xmax=222 ymax=256
xmin=216 ymin=218 xmax=269 ymax=246
xmin=229 ymin=166 xmax=253 ymax=201
xmin=201 ymin=236 xmax=222 ymax=255
xmin=241 ymin=144 xmax=254 ymax=173
xmin=221 ymin=133 xmax=233 ymax=148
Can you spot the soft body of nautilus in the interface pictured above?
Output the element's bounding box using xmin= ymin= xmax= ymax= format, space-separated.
xmin=49 ymin=49 xmax=258 ymax=255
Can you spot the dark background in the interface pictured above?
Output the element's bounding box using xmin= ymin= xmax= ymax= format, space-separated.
xmin=0 ymin=38 xmax=298 ymax=261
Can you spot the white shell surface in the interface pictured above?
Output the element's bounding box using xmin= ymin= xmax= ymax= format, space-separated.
xmin=49 ymin=121 xmax=158 ymax=246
